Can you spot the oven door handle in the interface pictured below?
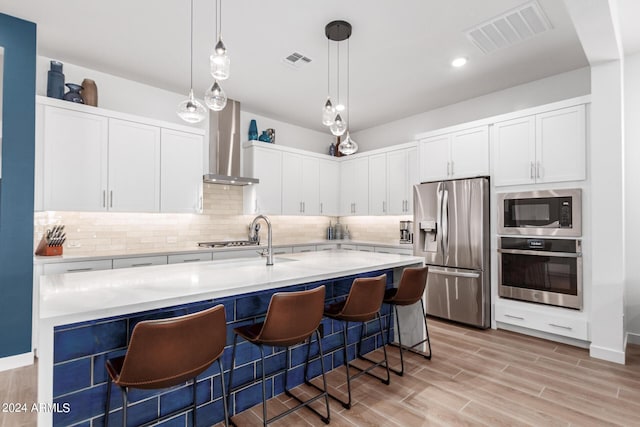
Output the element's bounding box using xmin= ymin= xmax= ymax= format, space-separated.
xmin=498 ymin=248 xmax=582 ymax=258
xmin=429 ymin=267 xmax=480 ymax=279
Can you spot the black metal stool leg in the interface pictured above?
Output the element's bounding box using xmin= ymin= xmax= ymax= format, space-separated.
xmin=217 ymin=359 xmax=230 ymax=427
xmin=259 ymin=345 xmax=267 ymax=427
xmin=104 ymin=377 xmax=112 ymax=427
xmin=421 ymin=300 xmax=432 ymax=360
xmin=387 ymin=300 xmax=432 ymax=376
xmin=377 ymin=313 xmax=391 ymax=385
xmin=227 ymin=333 xmax=239 ymax=423
xmin=354 ymin=313 xmax=391 ymax=385
xmin=121 ymin=387 xmax=128 ymax=427
xmin=192 ymin=378 xmax=197 ymax=427
xmin=316 ymin=330 xmax=331 ymax=424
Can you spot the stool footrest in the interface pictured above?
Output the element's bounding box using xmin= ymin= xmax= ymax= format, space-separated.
xmin=282 ymin=388 xmax=330 ymax=424
xmin=352 ymin=355 xmax=391 ymax=385
xmin=388 ymin=340 xmax=432 ymax=360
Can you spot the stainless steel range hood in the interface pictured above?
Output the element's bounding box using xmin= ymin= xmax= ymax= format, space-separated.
xmin=203 ymin=99 xmax=259 ymax=186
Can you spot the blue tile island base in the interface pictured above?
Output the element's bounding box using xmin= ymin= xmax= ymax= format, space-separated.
xmin=51 ymin=269 xmax=397 ymax=427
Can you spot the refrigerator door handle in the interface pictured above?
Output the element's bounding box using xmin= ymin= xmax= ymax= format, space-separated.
xmin=436 ymin=183 xmax=444 ymax=256
xmin=429 ymin=267 xmax=480 ymax=279
xmin=442 ymin=188 xmax=450 ymax=256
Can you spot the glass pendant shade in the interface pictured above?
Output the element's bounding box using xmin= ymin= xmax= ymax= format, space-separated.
xmin=322 ymin=98 xmax=336 ymax=126
xmin=329 ymin=113 xmax=347 ymax=136
xmin=338 ymin=131 xmax=358 ymax=155
xmin=210 ymin=39 xmax=230 ymax=80
xmin=205 ymin=81 xmax=227 ymax=111
xmin=177 ymin=89 xmax=206 ymax=123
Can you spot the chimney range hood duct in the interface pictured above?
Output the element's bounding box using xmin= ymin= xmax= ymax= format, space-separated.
xmin=203 ymin=99 xmax=259 ymax=186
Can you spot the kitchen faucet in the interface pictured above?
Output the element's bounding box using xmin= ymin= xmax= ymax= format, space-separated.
xmin=249 ymin=215 xmax=273 ymax=266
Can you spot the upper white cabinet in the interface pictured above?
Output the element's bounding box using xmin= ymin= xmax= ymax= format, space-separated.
xmin=282 ymin=153 xmax=320 ymax=215
xmin=368 ymin=153 xmax=387 ymax=215
xmin=419 ymin=125 xmax=489 ymax=182
xmin=160 ymin=129 xmax=204 ymax=213
xmin=319 ymin=159 xmax=339 ymax=216
xmin=108 ymin=119 xmax=160 ymax=212
xmin=243 ymin=144 xmax=282 ymax=214
xmin=37 ymin=98 xmax=205 ymax=213
xmin=369 ymin=146 xmax=417 ymax=215
xmin=43 ymin=106 xmax=108 ymax=211
xmin=340 ymin=157 xmax=369 ymax=216
xmin=493 ymin=105 xmax=586 ymax=186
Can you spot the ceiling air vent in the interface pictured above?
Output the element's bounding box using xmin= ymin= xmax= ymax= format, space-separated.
xmin=283 ymin=52 xmax=312 ymax=68
xmin=465 ymin=0 xmax=552 ymax=54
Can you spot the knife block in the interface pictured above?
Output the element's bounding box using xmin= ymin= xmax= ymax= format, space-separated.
xmin=35 ymin=235 xmax=63 ymax=256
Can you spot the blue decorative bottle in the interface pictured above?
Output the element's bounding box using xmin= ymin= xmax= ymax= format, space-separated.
xmin=258 ymin=130 xmax=271 ymax=142
xmin=248 ymin=119 xmax=258 ymax=141
xmin=329 ymin=142 xmax=336 ymax=156
xmin=47 ymin=60 xmax=65 ymax=99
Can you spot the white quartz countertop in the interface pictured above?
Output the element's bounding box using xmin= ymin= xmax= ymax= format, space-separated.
xmin=33 ymin=240 xmax=413 ymax=265
xmin=40 ymin=250 xmax=424 ymax=327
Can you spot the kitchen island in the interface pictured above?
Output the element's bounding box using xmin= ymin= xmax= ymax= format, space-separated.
xmin=37 ymin=250 xmax=424 ymax=426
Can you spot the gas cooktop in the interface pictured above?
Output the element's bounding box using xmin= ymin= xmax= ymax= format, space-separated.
xmin=197 ymin=240 xmax=259 ymax=248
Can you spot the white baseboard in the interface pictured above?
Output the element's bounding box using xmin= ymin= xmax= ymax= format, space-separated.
xmin=626 ymin=332 xmax=640 ymax=345
xmin=590 ymin=344 xmax=626 ymax=364
xmin=0 ymin=352 xmax=34 ymax=373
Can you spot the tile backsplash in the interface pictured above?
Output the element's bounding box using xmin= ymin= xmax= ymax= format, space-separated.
xmin=34 ymin=184 xmax=409 ymax=256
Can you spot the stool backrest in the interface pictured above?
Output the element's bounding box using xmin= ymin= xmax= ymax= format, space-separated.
xmin=394 ymin=266 xmax=429 ymax=304
xmin=339 ymin=274 xmax=387 ymax=322
xmin=258 ymin=285 xmax=326 ymax=346
xmin=117 ymin=304 xmax=226 ymax=389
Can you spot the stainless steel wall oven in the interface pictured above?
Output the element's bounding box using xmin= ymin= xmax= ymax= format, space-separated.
xmin=498 ymin=237 xmax=582 ymax=309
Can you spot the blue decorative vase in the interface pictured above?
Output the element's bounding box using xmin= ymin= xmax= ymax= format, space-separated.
xmin=329 ymin=142 xmax=336 ymax=156
xmin=248 ymin=119 xmax=258 ymax=141
xmin=63 ymin=83 xmax=84 ymax=103
xmin=47 ymin=61 xmax=65 ymax=99
xmin=258 ymin=130 xmax=271 ymax=142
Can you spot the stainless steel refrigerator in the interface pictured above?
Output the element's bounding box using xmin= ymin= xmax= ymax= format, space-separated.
xmin=413 ymin=177 xmax=490 ymax=328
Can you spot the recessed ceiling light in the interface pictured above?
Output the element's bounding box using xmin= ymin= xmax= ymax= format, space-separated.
xmin=335 ymin=104 xmax=345 ymax=112
xmin=452 ymin=57 xmax=468 ymax=67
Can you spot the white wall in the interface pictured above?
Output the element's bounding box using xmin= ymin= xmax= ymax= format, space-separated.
xmin=625 ymin=52 xmax=640 ymax=343
xmin=352 ymin=67 xmax=591 ymax=150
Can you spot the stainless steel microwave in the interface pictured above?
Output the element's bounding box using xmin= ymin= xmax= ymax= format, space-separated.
xmin=497 ymin=189 xmax=582 ymax=237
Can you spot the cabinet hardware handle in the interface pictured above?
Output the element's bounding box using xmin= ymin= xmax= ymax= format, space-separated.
xmin=451 ymin=161 xmax=454 ymax=176
xmin=536 ymin=162 xmax=541 ymax=179
xmin=383 ymin=201 xmax=386 ymax=213
xmin=255 ymin=199 xmax=258 ymax=213
xmin=67 ymin=268 xmax=93 ymax=272
xmin=530 ymin=162 xmax=535 ymax=180
xmin=199 ymin=196 xmax=203 ymax=211
xmin=303 ymin=201 xmax=305 ymax=213
xmin=102 ymin=190 xmax=106 ymax=208
xmin=504 ymin=314 xmax=524 ymax=320
xmin=320 ymin=202 xmax=323 ymax=214
xmin=182 ymin=259 xmax=200 ymax=263
xmin=447 ymin=161 xmax=450 ymax=176
xmin=110 ymin=191 xmax=113 ymax=208
xmin=299 ymin=249 xmax=312 ymax=253
xmin=131 ymin=263 xmax=153 ymax=267
xmin=549 ymin=323 xmax=572 ymax=330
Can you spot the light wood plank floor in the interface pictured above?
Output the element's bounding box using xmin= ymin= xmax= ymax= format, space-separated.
xmin=3 ymin=318 xmax=640 ymax=427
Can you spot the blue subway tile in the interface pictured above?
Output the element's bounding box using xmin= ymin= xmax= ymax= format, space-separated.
xmin=359 ymin=336 xmax=376 ymax=355
xmin=233 ymin=380 xmax=272 ymax=414
xmin=128 ymin=308 xmax=189 ymax=337
xmin=156 ymin=414 xmax=188 ymax=427
xmin=272 ymin=373 xmax=285 ymax=396
xmin=92 ymin=349 xmax=126 ymax=385
xmin=193 ymin=399 xmax=226 ymax=427
xmin=321 ymin=332 xmax=343 ymax=354
xmin=226 ymin=364 xmax=255 ymax=394
xmin=53 ymin=384 xmax=112 ymax=426
xmin=235 ymin=293 xmax=272 ymax=320
xmin=159 ymin=380 xmax=210 ymax=418
xmin=54 ymin=320 xmax=128 ymax=363
xmin=53 ymin=358 xmax=92 ymax=398
xmin=255 ymin=351 xmax=287 ymax=378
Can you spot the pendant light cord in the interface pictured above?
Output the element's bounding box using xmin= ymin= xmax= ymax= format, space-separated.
xmin=189 ymin=0 xmax=194 ymax=89
xmin=347 ymin=37 xmax=350 ymax=126
xmin=337 ymin=38 xmax=340 ymax=108
xmin=327 ymin=37 xmax=330 ymax=98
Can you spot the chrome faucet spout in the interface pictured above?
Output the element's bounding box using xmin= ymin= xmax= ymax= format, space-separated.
xmin=249 ymin=215 xmax=273 ymax=266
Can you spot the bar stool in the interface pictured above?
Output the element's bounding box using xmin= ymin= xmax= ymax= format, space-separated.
xmin=104 ymin=304 xmax=229 ymax=427
xmin=227 ymin=285 xmax=330 ymax=426
xmin=384 ymin=266 xmax=431 ymax=376
xmin=321 ymin=274 xmax=391 ymax=409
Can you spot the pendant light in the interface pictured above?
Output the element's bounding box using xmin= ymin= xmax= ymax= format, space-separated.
xmin=206 ymin=0 xmax=228 ymax=111
xmin=177 ymin=0 xmax=206 ymax=123
xmin=338 ymin=34 xmax=358 ymax=155
xmin=325 ymin=21 xmax=351 ymax=137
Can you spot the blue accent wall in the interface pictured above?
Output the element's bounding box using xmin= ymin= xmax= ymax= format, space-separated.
xmin=0 ymin=14 xmax=37 ymax=358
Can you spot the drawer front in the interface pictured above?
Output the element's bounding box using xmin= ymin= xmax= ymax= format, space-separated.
xmin=168 ymin=253 xmax=213 ymax=264
xmin=341 ymin=244 xmax=357 ymax=251
xmin=316 ymin=244 xmax=339 ymax=251
xmin=113 ymin=256 xmax=167 ymax=269
xmin=272 ymin=247 xmax=293 ymax=255
xmin=495 ymin=303 xmax=588 ymax=340
xmin=293 ymin=245 xmax=316 ymax=253
xmin=375 ymin=247 xmax=413 ymax=255
xmin=357 ymin=245 xmax=375 ymax=252
xmin=43 ymin=259 xmax=113 ymax=274
xmin=213 ymin=249 xmax=261 ymax=260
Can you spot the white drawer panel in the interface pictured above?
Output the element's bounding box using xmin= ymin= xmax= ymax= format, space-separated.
xmin=495 ymin=303 xmax=588 ymax=340
xmin=168 ymin=253 xmax=213 ymax=264
xmin=113 ymin=256 xmax=167 ymax=269
xmin=357 ymin=245 xmax=375 ymax=252
xmin=44 ymin=259 xmax=113 ymax=274
xmin=375 ymin=247 xmax=413 ymax=255
xmin=272 ymin=246 xmax=293 ymax=255
xmin=213 ymin=249 xmax=261 ymax=260
xmin=316 ymin=244 xmax=339 ymax=251
xmin=293 ymin=245 xmax=316 ymax=253
xmin=341 ymin=244 xmax=357 ymax=251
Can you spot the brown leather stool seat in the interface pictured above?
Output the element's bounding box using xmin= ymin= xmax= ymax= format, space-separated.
xmin=104 ymin=304 xmax=229 ymax=427
xmin=315 ymin=274 xmax=391 ymax=409
xmin=384 ymin=266 xmax=432 ymax=376
xmin=227 ymin=285 xmax=330 ymax=426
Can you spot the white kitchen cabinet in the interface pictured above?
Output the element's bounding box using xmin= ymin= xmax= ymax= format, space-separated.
xmin=161 ymin=129 xmax=204 ymax=213
xmin=369 ymin=153 xmax=388 ymax=215
xmin=493 ymin=105 xmax=586 ymax=186
xmin=42 ymin=259 xmax=113 ymax=275
xmin=319 ymin=159 xmax=339 ymax=216
xmin=282 ymin=153 xmax=320 ymax=215
xmin=243 ymin=145 xmax=282 ymax=214
xmin=387 ymin=147 xmax=417 ymax=214
xmin=292 ymin=245 xmax=316 ymax=253
xmin=419 ymin=126 xmax=489 ymax=182
xmin=168 ymin=252 xmax=213 ymax=264
xmin=495 ymin=301 xmax=588 ymax=341
xmin=340 ymin=157 xmax=369 ymax=215
xmin=374 ymin=246 xmax=413 ymax=255
xmin=108 ymin=119 xmax=161 ymax=212
xmin=43 ymin=106 xmax=108 ymax=211
xmin=113 ymin=255 xmax=167 ymax=269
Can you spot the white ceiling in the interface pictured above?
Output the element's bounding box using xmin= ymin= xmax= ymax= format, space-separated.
xmin=1 ymin=0 xmax=590 ymax=132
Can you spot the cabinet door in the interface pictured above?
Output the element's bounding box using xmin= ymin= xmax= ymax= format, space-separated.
xmin=340 ymin=159 xmax=356 ymax=216
xmin=369 ymin=153 xmax=388 ymax=215
xmin=450 ymin=126 xmax=489 ymax=179
xmin=161 ymin=129 xmax=204 ymax=213
xmin=319 ymin=159 xmax=339 ymax=216
xmin=406 ymin=146 xmax=418 ymax=213
xmin=43 ymin=107 xmax=108 ymax=211
xmin=352 ymin=157 xmax=369 ymax=215
xmin=493 ymin=116 xmax=536 ymax=186
xmin=301 ymin=156 xmax=320 ymax=215
xmin=253 ymin=147 xmax=282 ymax=214
xmin=282 ymin=153 xmax=304 ymax=214
xmin=387 ymin=150 xmax=406 ymax=214
xmin=536 ymin=105 xmax=586 ymax=184
xmin=108 ymin=119 xmax=160 ymax=212
xmin=419 ymin=135 xmax=449 ymax=182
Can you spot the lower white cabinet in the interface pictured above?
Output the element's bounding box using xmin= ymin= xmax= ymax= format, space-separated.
xmin=113 ymin=255 xmax=167 ymax=269
xmin=374 ymin=246 xmax=413 ymax=256
xmin=495 ymin=301 xmax=588 ymax=341
xmin=293 ymin=245 xmax=316 ymax=253
xmin=168 ymin=253 xmax=213 ymax=264
xmin=42 ymin=259 xmax=113 ymax=275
